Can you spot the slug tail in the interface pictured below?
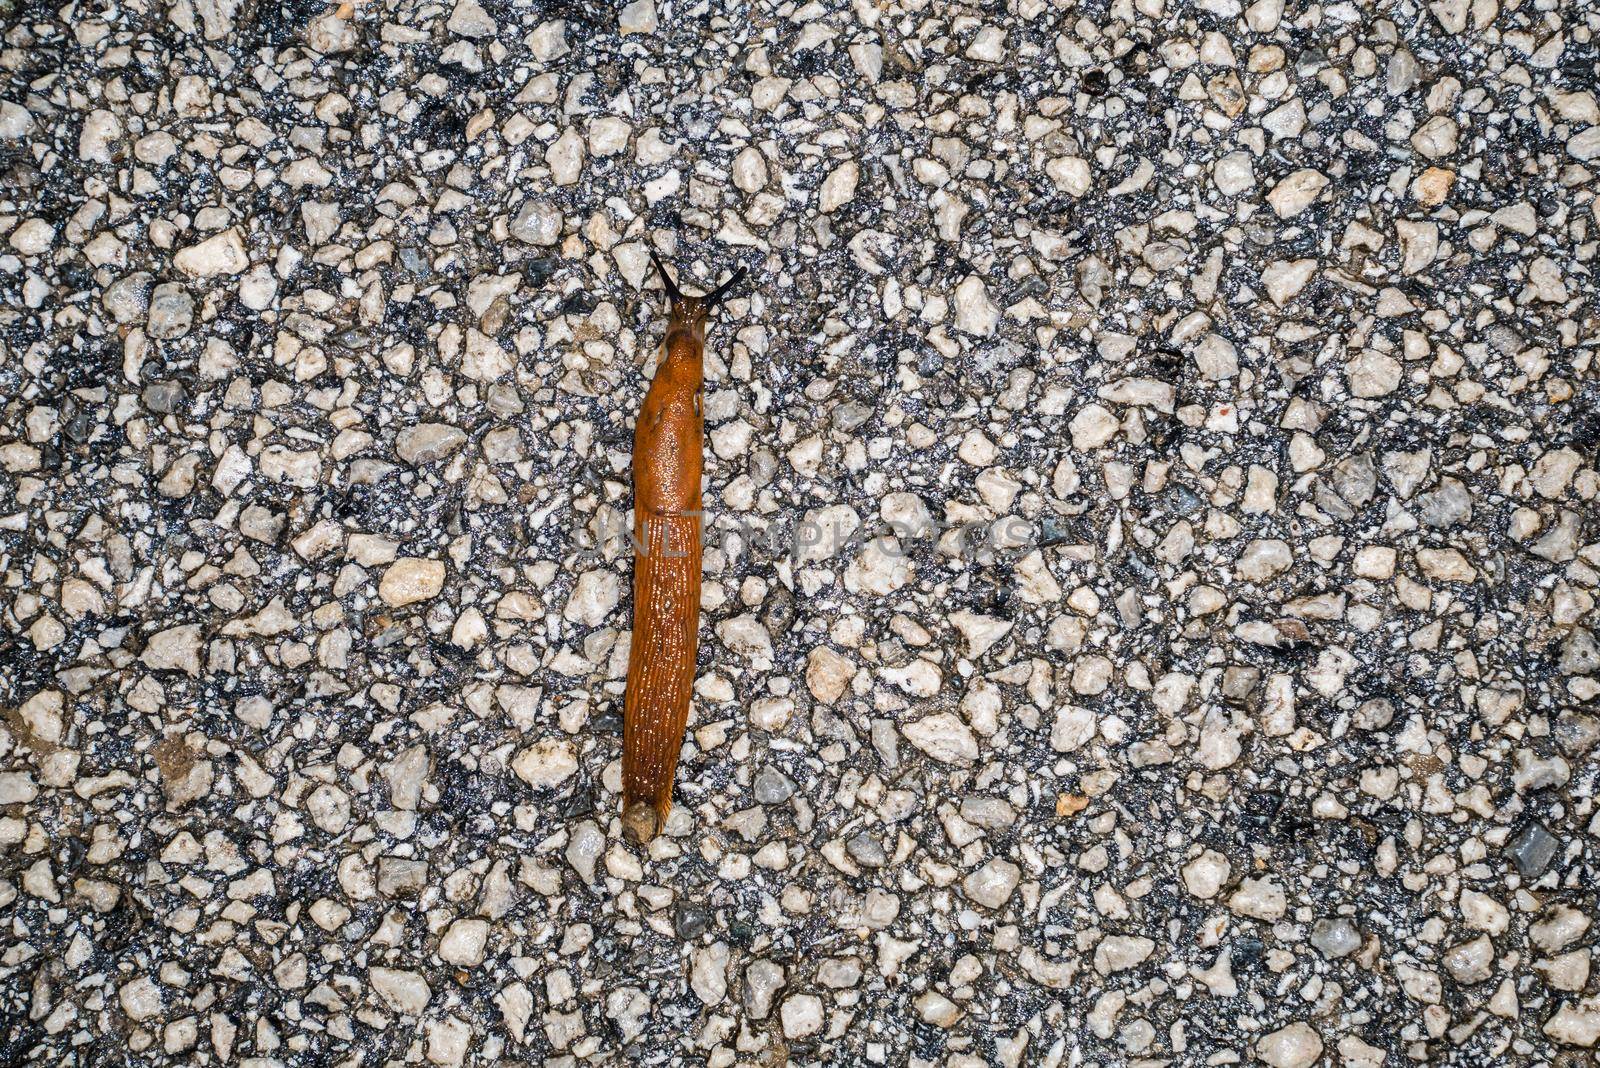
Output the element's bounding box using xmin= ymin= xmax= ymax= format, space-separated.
xmin=621 ymin=511 xmax=702 ymax=845
xmin=621 ymin=801 xmax=660 ymax=846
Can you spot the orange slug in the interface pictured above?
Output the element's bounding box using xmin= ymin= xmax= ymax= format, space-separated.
xmin=621 ymin=250 xmax=746 ymax=845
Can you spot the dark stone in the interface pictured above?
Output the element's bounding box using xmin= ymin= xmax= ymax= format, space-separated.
xmin=1037 ymin=516 xmax=1075 ymax=547
xmin=760 ymin=587 xmax=795 ymax=637
xmin=1506 ymin=821 xmax=1560 ymax=878
xmin=524 ymin=257 xmax=559 ymax=287
xmin=673 ymin=901 xmax=711 ymax=941
xmin=845 ymin=832 xmax=886 ymax=868
xmin=142 ymin=380 xmax=187 ymax=414
xmin=562 ymin=786 xmax=594 ymax=819
xmin=63 ymin=407 xmax=94 ymax=443
xmin=1168 ymin=486 xmax=1204 ymax=514
xmin=1232 ymin=935 xmax=1265 ymax=970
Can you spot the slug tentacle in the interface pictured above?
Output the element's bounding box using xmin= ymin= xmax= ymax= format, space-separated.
xmin=704 ymin=265 xmax=748 ymax=307
xmin=648 ymin=248 xmax=681 ymax=304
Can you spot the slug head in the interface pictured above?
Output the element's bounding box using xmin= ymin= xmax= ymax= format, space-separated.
xmin=648 ymin=248 xmax=748 ymax=343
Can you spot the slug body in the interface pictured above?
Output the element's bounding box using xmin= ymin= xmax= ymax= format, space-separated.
xmin=622 ymin=254 xmax=743 ymax=845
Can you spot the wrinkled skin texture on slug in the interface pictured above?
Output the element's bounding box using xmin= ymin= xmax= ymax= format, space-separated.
xmin=622 ymin=298 xmax=709 ymax=845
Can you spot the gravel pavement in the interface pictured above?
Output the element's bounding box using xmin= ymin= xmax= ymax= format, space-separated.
xmin=2 ymin=0 xmax=1599 ymax=1064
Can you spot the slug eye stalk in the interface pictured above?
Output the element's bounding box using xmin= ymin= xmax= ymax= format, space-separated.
xmin=703 ymin=265 xmax=748 ymax=307
xmin=648 ymin=248 xmax=681 ymax=304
